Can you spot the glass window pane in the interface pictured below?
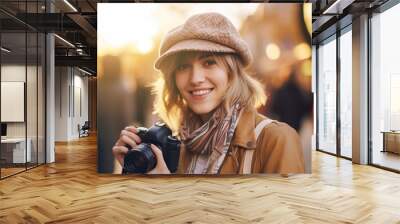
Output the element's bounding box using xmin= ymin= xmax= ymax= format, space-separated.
xmin=318 ymin=37 xmax=337 ymax=154
xmin=371 ymin=4 xmax=400 ymax=171
xmin=1 ymin=30 xmax=27 ymax=177
xmin=1 ymin=1 xmax=46 ymax=179
xmin=26 ymin=0 xmax=39 ymax=170
xmin=340 ymin=29 xmax=352 ymax=158
xmin=38 ymin=32 xmax=45 ymax=165
xmin=27 ymin=31 xmax=38 ymax=169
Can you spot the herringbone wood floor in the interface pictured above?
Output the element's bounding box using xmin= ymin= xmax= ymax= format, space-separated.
xmin=1 ymin=134 xmax=400 ymax=224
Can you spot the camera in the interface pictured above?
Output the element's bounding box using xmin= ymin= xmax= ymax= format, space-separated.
xmin=122 ymin=122 xmax=181 ymax=174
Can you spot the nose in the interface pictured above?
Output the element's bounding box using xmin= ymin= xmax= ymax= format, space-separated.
xmin=190 ymin=65 xmax=206 ymax=85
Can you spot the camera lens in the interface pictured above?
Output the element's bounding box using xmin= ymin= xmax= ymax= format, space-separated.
xmin=123 ymin=143 xmax=156 ymax=173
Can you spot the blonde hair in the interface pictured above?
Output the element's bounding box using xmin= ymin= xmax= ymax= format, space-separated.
xmin=152 ymin=51 xmax=267 ymax=132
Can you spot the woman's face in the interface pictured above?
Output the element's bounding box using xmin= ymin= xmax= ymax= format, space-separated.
xmin=174 ymin=53 xmax=229 ymax=120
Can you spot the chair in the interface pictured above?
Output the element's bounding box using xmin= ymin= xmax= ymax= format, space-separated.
xmin=79 ymin=121 xmax=90 ymax=138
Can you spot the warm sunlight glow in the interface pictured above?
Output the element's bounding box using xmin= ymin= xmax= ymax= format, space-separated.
xmin=137 ymin=39 xmax=154 ymax=54
xmin=303 ymin=3 xmax=312 ymax=36
xmin=301 ymin=59 xmax=312 ymax=77
xmin=265 ymin=43 xmax=280 ymax=60
xmin=98 ymin=4 xmax=160 ymax=55
xmin=98 ymin=3 xmax=260 ymax=56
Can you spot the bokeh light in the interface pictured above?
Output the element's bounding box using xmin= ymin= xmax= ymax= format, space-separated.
xmin=293 ymin=42 xmax=311 ymax=60
xmin=265 ymin=43 xmax=281 ymax=60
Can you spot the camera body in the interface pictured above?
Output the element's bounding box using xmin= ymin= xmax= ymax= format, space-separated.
xmin=122 ymin=122 xmax=181 ymax=174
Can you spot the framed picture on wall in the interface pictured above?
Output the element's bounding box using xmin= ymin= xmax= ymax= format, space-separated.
xmin=97 ymin=3 xmax=313 ymax=175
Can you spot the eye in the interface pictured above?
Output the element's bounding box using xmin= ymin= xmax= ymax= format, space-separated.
xmin=176 ymin=64 xmax=190 ymax=72
xmin=204 ymin=59 xmax=216 ymax=67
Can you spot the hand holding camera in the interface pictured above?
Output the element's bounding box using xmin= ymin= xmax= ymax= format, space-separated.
xmin=112 ymin=122 xmax=181 ymax=174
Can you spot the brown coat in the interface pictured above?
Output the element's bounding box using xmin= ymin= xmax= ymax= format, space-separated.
xmin=178 ymin=108 xmax=305 ymax=174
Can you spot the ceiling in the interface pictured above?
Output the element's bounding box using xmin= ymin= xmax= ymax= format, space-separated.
xmin=311 ymin=0 xmax=390 ymax=44
xmin=0 ymin=0 xmax=98 ymax=74
xmin=0 ymin=0 xmax=395 ymax=75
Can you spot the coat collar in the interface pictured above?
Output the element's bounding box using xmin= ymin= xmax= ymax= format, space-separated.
xmin=231 ymin=107 xmax=257 ymax=149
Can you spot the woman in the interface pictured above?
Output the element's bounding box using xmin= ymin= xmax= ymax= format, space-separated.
xmin=113 ymin=12 xmax=305 ymax=174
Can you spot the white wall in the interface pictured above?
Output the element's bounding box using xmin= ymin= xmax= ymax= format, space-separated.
xmin=54 ymin=67 xmax=89 ymax=141
xmin=72 ymin=73 xmax=89 ymax=138
xmin=55 ymin=67 xmax=69 ymax=141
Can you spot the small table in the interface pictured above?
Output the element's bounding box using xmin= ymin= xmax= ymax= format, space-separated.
xmin=381 ymin=131 xmax=400 ymax=154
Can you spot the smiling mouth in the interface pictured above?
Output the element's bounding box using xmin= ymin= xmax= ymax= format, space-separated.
xmin=190 ymin=88 xmax=213 ymax=96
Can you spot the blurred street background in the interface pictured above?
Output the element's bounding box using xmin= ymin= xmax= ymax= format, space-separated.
xmin=97 ymin=3 xmax=313 ymax=172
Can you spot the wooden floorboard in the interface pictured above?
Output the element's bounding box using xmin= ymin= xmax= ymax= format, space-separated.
xmin=1 ymin=134 xmax=400 ymax=223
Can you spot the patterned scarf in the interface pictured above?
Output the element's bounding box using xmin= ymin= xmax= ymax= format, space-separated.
xmin=179 ymin=102 xmax=242 ymax=174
